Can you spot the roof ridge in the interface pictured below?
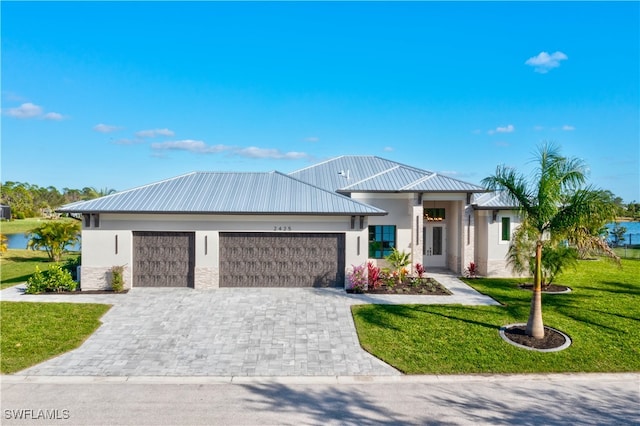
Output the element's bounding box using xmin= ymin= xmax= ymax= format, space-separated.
xmin=288 ymin=156 xmax=346 ymax=174
xmin=92 ymin=171 xmax=198 ymax=200
xmin=278 ymin=171 xmax=387 ymax=213
xmin=399 ymin=168 xmax=434 ymax=190
xmin=340 ymin=165 xmax=401 ymax=190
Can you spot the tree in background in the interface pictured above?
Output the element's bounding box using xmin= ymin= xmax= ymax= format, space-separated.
xmin=0 ymin=234 xmax=7 ymax=256
xmin=26 ymin=221 xmax=81 ymax=262
xmin=482 ymin=142 xmax=620 ymax=339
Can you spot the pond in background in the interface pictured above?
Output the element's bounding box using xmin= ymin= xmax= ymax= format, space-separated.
xmin=5 ymin=233 xmax=81 ymax=251
xmin=606 ymin=221 xmax=640 ymax=245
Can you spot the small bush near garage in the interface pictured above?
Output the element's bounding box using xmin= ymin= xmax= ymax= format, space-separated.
xmin=110 ymin=265 xmax=125 ymax=292
xmin=25 ymin=264 xmax=77 ymax=294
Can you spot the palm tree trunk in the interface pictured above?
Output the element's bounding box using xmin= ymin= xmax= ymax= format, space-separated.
xmin=526 ymin=240 xmax=545 ymax=338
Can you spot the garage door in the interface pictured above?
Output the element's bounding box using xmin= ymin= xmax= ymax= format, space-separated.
xmin=219 ymin=232 xmax=345 ymax=287
xmin=133 ymin=231 xmax=195 ymax=287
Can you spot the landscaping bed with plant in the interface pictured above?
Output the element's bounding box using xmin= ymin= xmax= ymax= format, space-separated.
xmin=346 ymin=249 xmax=451 ymax=295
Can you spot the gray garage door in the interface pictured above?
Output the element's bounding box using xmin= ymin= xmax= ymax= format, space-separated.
xmin=219 ymin=232 xmax=345 ymax=287
xmin=133 ymin=231 xmax=195 ymax=287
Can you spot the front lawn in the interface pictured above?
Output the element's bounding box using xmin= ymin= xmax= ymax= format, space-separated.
xmin=0 ymin=217 xmax=76 ymax=235
xmin=0 ymin=301 xmax=110 ymax=374
xmin=352 ymin=258 xmax=640 ymax=374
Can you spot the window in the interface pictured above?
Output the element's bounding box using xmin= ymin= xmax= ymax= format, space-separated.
xmin=83 ymin=214 xmax=91 ymax=227
xmin=424 ymin=208 xmax=445 ymax=221
xmin=501 ymin=217 xmax=511 ymax=241
xmin=368 ymin=225 xmax=396 ymax=258
xmin=92 ymin=214 xmax=100 ymax=228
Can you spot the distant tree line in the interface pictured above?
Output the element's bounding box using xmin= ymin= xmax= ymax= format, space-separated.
xmin=0 ymin=182 xmax=116 ymax=219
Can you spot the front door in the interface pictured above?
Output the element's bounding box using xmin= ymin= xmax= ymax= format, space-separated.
xmin=423 ymin=224 xmax=446 ymax=267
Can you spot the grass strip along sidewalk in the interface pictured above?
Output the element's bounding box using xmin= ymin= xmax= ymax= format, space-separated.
xmin=352 ymin=258 xmax=639 ymax=374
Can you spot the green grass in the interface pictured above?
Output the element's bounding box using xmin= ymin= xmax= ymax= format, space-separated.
xmin=1 ymin=218 xmax=75 ymax=235
xmin=614 ymin=246 xmax=640 ymax=259
xmin=1 ymin=249 xmax=79 ymax=290
xmin=352 ymin=258 xmax=640 ymax=374
xmin=0 ymin=301 xmax=111 ymax=374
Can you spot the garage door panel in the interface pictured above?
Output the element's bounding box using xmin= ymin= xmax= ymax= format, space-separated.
xmin=219 ymin=232 xmax=345 ymax=287
xmin=133 ymin=232 xmax=195 ymax=287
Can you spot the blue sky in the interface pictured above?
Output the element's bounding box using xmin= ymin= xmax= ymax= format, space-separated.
xmin=2 ymin=1 xmax=639 ymax=202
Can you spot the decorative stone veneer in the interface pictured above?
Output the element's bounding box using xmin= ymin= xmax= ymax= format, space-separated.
xmin=80 ymin=266 xmax=132 ymax=291
xmin=194 ymin=267 xmax=218 ymax=289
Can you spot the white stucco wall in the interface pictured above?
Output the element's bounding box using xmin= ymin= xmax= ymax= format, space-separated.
xmin=79 ymin=213 xmax=367 ymax=290
xmin=474 ymin=209 xmax=522 ymax=277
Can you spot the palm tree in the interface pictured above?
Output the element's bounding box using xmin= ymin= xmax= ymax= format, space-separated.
xmin=482 ymin=142 xmax=619 ymax=338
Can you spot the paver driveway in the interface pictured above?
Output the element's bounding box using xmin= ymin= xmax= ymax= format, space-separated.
xmin=4 ymin=271 xmax=498 ymax=377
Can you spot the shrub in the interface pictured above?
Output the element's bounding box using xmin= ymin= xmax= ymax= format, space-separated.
xmin=415 ymin=263 xmax=425 ymax=278
xmin=367 ymin=262 xmax=381 ymax=289
xmin=25 ymin=264 xmax=77 ymax=294
xmin=64 ymin=255 xmax=81 ymax=280
xmin=110 ymin=265 xmax=125 ymax=292
xmin=464 ymin=262 xmax=478 ymax=278
xmin=347 ymin=264 xmax=367 ymax=293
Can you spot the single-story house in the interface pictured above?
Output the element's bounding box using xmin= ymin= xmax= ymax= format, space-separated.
xmin=0 ymin=204 xmax=11 ymax=220
xmin=58 ymin=156 xmax=520 ymax=290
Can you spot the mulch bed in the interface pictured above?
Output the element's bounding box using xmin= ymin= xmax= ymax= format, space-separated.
xmin=30 ymin=289 xmax=129 ymax=295
xmin=519 ymin=284 xmax=571 ymax=293
xmin=347 ymin=278 xmax=451 ymax=295
xmin=503 ymin=325 xmax=567 ymax=350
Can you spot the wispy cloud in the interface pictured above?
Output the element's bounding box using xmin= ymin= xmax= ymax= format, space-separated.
xmin=6 ymin=102 xmax=42 ymax=118
xmin=304 ymin=136 xmax=319 ymax=143
xmin=43 ymin=112 xmax=64 ymax=121
xmin=525 ymin=51 xmax=568 ymax=73
xmin=488 ymin=124 xmax=515 ymax=135
xmin=113 ymin=138 xmax=146 ymax=145
xmin=94 ymin=123 xmax=122 ymax=133
xmin=151 ymin=140 xmax=310 ymax=160
xmin=135 ymin=128 xmax=175 ymax=138
xmin=236 ymin=147 xmax=308 ymax=160
xmin=562 ymin=124 xmax=575 ymax=131
xmin=151 ymin=140 xmax=231 ymax=154
xmin=5 ymin=102 xmax=66 ymax=120
xmin=383 ymin=146 xmax=394 ymax=152
xmin=495 ymin=141 xmax=510 ymax=147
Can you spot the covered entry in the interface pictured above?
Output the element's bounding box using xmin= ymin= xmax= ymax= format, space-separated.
xmin=133 ymin=231 xmax=195 ymax=287
xmin=219 ymin=232 xmax=345 ymax=287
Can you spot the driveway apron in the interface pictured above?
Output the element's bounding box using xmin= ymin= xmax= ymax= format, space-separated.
xmin=5 ymin=272 xmax=497 ymax=377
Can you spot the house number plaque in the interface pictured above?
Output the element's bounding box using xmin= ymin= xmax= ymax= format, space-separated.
xmin=273 ymin=226 xmax=292 ymax=231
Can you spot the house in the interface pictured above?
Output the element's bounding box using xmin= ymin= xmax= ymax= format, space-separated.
xmin=58 ymin=156 xmax=520 ymax=290
xmin=0 ymin=204 xmax=11 ymax=220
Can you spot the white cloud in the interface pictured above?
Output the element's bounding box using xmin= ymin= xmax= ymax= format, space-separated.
xmin=236 ymin=147 xmax=308 ymax=160
xmin=488 ymin=124 xmax=515 ymax=135
xmin=136 ymin=128 xmax=175 ymax=138
xmin=495 ymin=141 xmax=510 ymax=147
xmin=6 ymin=102 xmax=43 ymax=118
xmin=113 ymin=138 xmax=145 ymax=145
xmin=383 ymin=146 xmax=394 ymax=152
xmin=562 ymin=124 xmax=575 ymax=131
xmin=43 ymin=112 xmax=64 ymax=121
xmin=151 ymin=140 xmax=231 ymax=154
xmin=151 ymin=140 xmax=310 ymax=160
xmin=5 ymin=102 xmax=65 ymax=120
xmin=525 ymin=51 xmax=568 ymax=73
xmin=94 ymin=123 xmax=122 ymax=133
xmin=304 ymin=137 xmax=319 ymax=143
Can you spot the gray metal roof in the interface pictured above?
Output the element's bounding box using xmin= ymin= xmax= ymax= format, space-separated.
xmin=57 ymin=171 xmax=387 ymax=216
xmin=472 ymin=191 xmax=519 ymax=209
xmin=289 ymin=156 xmax=485 ymax=193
